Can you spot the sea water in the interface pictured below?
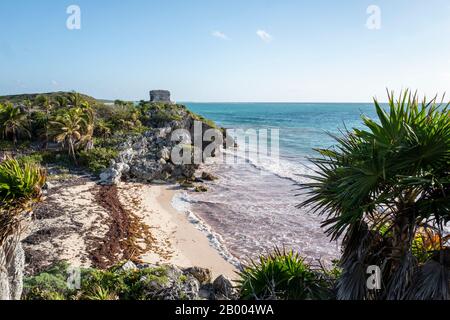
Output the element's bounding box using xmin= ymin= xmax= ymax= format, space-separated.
xmin=172 ymin=103 xmax=378 ymax=266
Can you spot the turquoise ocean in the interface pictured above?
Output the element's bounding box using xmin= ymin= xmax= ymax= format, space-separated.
xmin=172 ymin=103 xmax=379 ymax=266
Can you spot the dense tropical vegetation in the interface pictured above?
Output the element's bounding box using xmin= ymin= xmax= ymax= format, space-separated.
xmin=0 ymin=92 xmax=157 ymax=174
xmin=299 ymin=90 xmax=450 ymax=300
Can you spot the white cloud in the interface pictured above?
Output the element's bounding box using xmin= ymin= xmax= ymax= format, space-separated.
xmin=211 ymin=31 xmax=229 ymax=40
xmin=256 ymin=30 xmax=273 ymax=43
xmin=51 ymin=80 xmax=58 ymax=86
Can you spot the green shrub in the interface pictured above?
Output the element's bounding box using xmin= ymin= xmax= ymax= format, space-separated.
xmin=78 ymin=147 xmax=118 ymax=174
xmin=79 ymin=269 xmax=128 ymax=300
xmin=0 ymin=140 xmax=14 ymax=150
xmin=93 ymin=137 xmax=122 ymax=148
xmin=191 ymin=112 xmax=219 ymax=129
xmin=0 ymin=140 xmax=30 ymax=151
xmin=17 ymin=151 xmax=73 ymax=167
xmin=145 ymin=103 xmax=184 ymax=125
xmin=0 ymin=158 xmax=46 ymax=206
xmin=23 ymin=262 xmax=73 ymax=300
xmin=78 ymin=264 xmax=169 ymax=300
xmin=17 ymin=153 xmax=45 ymax=166
xmin=23 ymin=262 xmax=172 ymax=301
xmin=237 ymin=249 xmax=334 ymax=300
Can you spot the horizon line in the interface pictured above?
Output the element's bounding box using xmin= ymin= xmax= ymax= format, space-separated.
xmin=178 ymin=101 xmax=379 ymax=104
xmin=0 ymin=90 xmax=384 ymax=104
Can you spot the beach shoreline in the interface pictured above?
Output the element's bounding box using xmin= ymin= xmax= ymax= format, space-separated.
xmin=23 ymin=176 xmax=238 ymax=280
xmin=119 ymin=182 xmax=238 ymax=280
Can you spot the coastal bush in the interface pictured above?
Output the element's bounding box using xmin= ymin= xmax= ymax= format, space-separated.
xmin=23 ymin=262 xmax=173 ymax=300
xmin=299 ymin=90 xmax=450 ymax=300
xmin=94 ymin=119 xmax=112 ymax=139
xmin=79 ymin=269 xmax=128 ymax=300
xmin=0 ymin=158 xmax=46 ymax=207
xmin=78 ymin=147 xmax=118 ymax=174
xmin=237 ymin=249 xmax=334 ymax=300
xmin=0 ymin=139 xmax=31 ymax=151
xmin=146 ymin=103 xmax=183 ymax=125
xmin=22 ymin=262 xmax=74 ymax=300
xmin=107 ymin=103 xmax=149 ymax=133
xmin=0 ymin=139 xmax=14 ymax=151
xmin=191 ymin=112 xmax=219 ymax=129
xmin=16 ymin=151 xmax=73 ymax=168
xmin=94 ymin=135 xmax=129 ymax=148
xmin=17 ymin=153 xmax=45 ymax=166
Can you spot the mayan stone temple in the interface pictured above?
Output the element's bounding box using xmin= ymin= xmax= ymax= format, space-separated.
xmin=150 ymin=90 xmax=172 ymax=103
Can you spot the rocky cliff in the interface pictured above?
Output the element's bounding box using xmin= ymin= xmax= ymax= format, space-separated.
xmin=0 ymin=214 xmax=29 ymax=300
xmin=100 ymin=103 xmax=231 ymax=185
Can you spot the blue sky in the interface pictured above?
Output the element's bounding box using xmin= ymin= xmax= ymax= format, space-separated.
xmin=1 ymin=0 xmax=450 ymax=102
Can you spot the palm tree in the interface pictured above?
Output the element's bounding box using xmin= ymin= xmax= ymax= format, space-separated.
xmin=54 ymin=95 xmax=68 ymax=109
xmin=68 ymin=92 xmax=83 ymax=109
xmin=299 ymin=90 xmax=450 ymax=300
xmin=22 ymin=99 xmax=33 ymax=119
xmin=50 ymin=109 xmax=84 ymax=162
xmin=0 ymin=103 xmax=30 ymax=147
xmin=77 ymin=102 xmax=95 ymax=150
xmin=35 ymin=95 xmax=53 ymax=149
xmin=95 ymin=119 xmax=112 ymax=139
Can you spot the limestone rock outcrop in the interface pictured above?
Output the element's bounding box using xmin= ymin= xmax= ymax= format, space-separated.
xmin=100 ymin=103 xmax=230 ymax=185
xmin=0 ymin=232 xmax=26 ymax=300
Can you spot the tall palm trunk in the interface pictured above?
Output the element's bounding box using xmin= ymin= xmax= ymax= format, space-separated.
xmin=385 ymin=209 xmax=417 ymax=299
xmin=44 ymin=110 xmax=50 ymax=150
xmin=391 ymin=214 xmax=415 ymax=263
xmin=12 ymin=127 xmax=17 ymax=150
xmin=68 ymin=137 xmax=77 ymax=165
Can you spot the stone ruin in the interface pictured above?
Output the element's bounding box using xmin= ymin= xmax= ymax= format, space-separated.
xmin=150 ymin=90 xmax=172 ymax=103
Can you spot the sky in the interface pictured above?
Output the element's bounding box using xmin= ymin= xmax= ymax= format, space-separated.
xmin=1 ymin=0 xmax=450 ymax=102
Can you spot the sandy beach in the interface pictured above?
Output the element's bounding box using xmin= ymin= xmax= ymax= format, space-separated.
xmin=22 ymin=175 xmax=237 ymax=279
xmin=118 ymin=182 xmax=237 ymax=279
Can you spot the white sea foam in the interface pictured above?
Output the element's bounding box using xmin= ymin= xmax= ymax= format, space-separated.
xmin=171 ymin=152 xmax=341 ymax=266
xmin=171 ymin=191 xmax=242 ymax=268
xmin=221 ymin=147 xmax=314 ymax=184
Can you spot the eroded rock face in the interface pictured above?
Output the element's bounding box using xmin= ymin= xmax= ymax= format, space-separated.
xmin=136 ymin=265 xmax=200 ymax=300
xmin=120 ymin=262 xmax=235 ymax=301
xmin=0 ymin=236 xmax=26 ymax=300
xmin=213 ymin=275 xmax=236 ymax=300
xmin=100 ymin=104 xmax=227 ymax=186
xmin=185 ymin=267 xmax=212 ymax=285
